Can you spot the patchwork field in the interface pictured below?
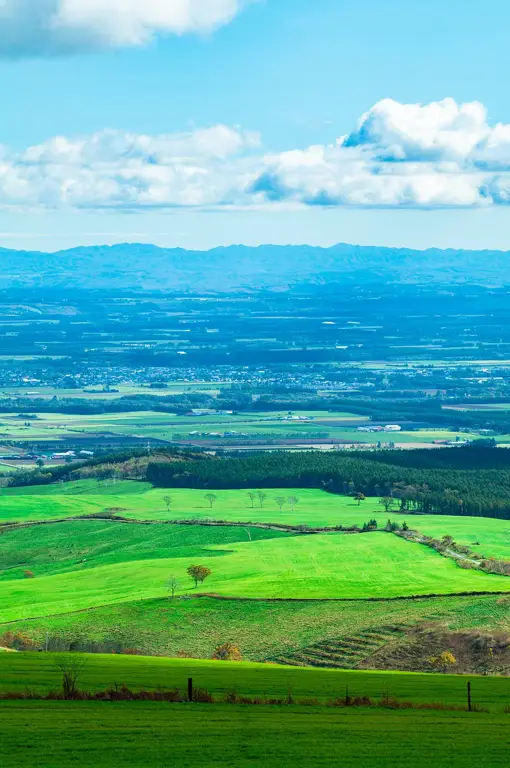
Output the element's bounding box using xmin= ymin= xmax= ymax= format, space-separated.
xmin=0 ymin=409 xmax=368 ymax=442
xmin=0 ymin=408 xmax=488 ymax=449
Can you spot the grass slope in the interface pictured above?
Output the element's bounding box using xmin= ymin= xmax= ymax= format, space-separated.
xmin=2 ymin=594 xmax=508 ymax=661
xmin=1 ymin=483 xmax=509 ymax=560
xmin=0 ymin=531 xmax=508 ymax=621
xmin=0 ymin=521 xmax=289 ymax=580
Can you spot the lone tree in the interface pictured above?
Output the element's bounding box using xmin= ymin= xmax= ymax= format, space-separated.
xmin=187 ymin=565 xmax=212 ymax=589
xmin=167 ymin=576 xmax=181 ymax=599
xmin=247 ymin=492 xmax=256 ymax=509
xmin=163 ymin=496 xmax=173 ymax=513
xmin=256 ymin=491 xmax=267 ymax=508
xmin=212 ymin=642 xmax=242 ymax=661
xmin=379 ymin=497 xmax=396 ymax=513
xmin=204 ymin=493 xmax=217 ymax=509
xmin=275 ymin=496 xmax=286 ymax=513
xmin=355 ymin=492 xmax=366 ymax=506
xmin=287 ymin=495 xmax=299 ymax=512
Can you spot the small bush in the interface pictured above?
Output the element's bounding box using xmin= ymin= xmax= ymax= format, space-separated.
xmin=192 ymin=687 xmax=214 ymax=703
xmin=211 ymin=642 xmax=242 ymax=661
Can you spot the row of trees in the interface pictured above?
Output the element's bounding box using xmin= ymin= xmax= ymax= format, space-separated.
xmin=147 ymin=450 xmax=510 ymax=521
xmin=162 ymin=491 xmax=300 ymax=513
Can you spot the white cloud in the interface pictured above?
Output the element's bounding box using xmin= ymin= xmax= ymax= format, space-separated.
xmin=5 ymin=98 xmax=510 ymax=211
xmin=343 ymin=97 xmax=489 ymax=162
xmin=0 ymin=125 xmax=259 ymax=209
xmin=0 ymin=0 xmax=243 ymax=55
xmin=249 ymin=98 xmax=510 ymax=208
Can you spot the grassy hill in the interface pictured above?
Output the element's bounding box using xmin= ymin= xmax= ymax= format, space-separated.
xmin=1 ymin=483 xmax=509 ymax=559
xmin=2 ymin=594 xmax=507 ymax=662
xmin=0 ymin=479 xmax=509 ymax=672
xmin=0 ymin=524 xmax=508 ymax=624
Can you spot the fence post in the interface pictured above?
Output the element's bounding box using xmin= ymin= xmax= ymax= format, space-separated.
xmin=188 ymin=678 xmax=193 ymax=702
xmin=467 ymin=681 xmax=471 ymax=712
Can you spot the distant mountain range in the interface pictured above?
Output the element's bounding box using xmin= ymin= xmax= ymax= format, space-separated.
xmin=0 ymin=242 xmax=507 ymax=292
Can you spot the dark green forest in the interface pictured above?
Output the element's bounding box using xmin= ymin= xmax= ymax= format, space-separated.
xmin=147 ymin=448 xmax=510 ymax=520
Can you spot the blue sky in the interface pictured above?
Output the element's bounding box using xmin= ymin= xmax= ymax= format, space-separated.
xmin=1 ymin=0 xmax=510 ymax=251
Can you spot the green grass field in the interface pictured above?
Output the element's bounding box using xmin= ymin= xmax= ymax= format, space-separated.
xmin=0 ymin=653 xmax=509 ymax=706
xmin=1 ymin=651 xmax=510 ymax=768
xmin=1 ymin=702 xmax=507 ymax=768
xmin=0 ymin=481 xmax=509 ymax=677
xmin=0 ymin=521 xmax=290 ymax=580
xmin=0 ymin=524 xmax=508 ymax=622
xmin=1 ymin=483 xmax=509 ymax=559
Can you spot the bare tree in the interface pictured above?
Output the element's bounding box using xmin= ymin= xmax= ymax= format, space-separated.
xmin=204 ymin=493 xmax=217 ymax=509
xmin=256 ymin=491 xmax=267 ymax=508
xmin=247 ymin=492 xmax=256 ymax=509
xmin=168 ymin=576 xmax=181 ymax=599
xmin=55 ymin=655 xmax=87 ymax=700
xmin=275 ymin=496 xmax=286 ymax=513
xmin=287 ymin=495 xmax=299 ymax=512
xmin=163 ymin=495 xmax=173 ymax=513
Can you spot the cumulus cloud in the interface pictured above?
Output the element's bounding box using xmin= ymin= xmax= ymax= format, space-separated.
xmin=0 ymin=125 xmax=260 ymax=209
xmin=250 ymin=98 xmax=510 ymax=208
xmin=0 ymin=0 xmax=244 ymax=55
xmin=5 ymin=98 xmax=510 ymax=211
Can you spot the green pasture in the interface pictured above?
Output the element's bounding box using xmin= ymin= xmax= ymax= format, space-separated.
xmin=0 ymin=653 xmax=509 ymax=707
xmin=0 ymin=529 xmax=508 ymax=620
xmin=0 ymin=521 xmax=289 ymax=580
xmin=0 ymin=703 xmax=508 ymax=768
xmin=1 ymin=483 xmax=509 ymax=559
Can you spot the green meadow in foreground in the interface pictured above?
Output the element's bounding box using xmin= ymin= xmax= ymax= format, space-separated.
xmin=1 ymin=653 xmax=509 ymax=707
xmin=0 ymin=703 xmax=508 ymax=768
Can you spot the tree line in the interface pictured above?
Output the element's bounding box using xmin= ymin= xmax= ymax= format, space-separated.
xmin=147 ymin=449 xmax=510 ymax=521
